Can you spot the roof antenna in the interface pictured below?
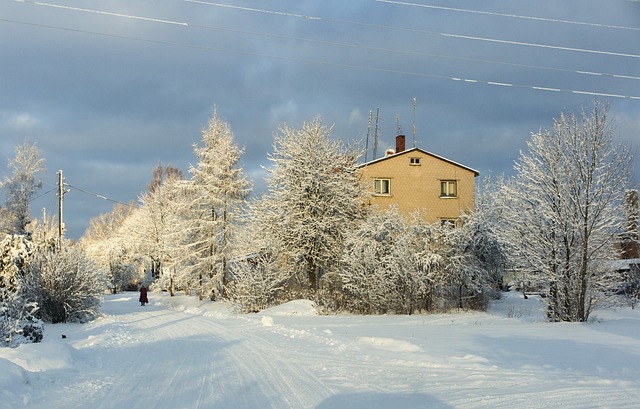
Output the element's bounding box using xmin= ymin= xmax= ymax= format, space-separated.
xmin=365 ymin=110 xmax=372 ymax=162
xmin=396 ymin=114 xmax=402 ymax=136
xmin=412 ymin=97 xmax=417 ymax=148
xmin=373 ymin=107 xmax=379 ymax=159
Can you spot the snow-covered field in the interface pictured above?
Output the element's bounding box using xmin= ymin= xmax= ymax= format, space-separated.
xmin=1 ymin=291 xmax=639 ymax=409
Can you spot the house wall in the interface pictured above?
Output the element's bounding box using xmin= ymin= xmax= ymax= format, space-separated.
xmin=358 ymin=150 xmax=476 ymax=224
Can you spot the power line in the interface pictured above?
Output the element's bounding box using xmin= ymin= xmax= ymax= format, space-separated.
xmin=185 ymin=0 xmax=640 ymax=59
xmin=64 ymin=183 xmax=129 ymax=205
xmin=15 ymin=0 xmax=640 ymax=60
xmin=2 ymin=17 xmax=638 ymax=100
xmin=18 ymin=0 xmax=188 ymax=26
xmin=188 ymin=21 xmax=640 ymax=81
xmin=375 ymin=0 xmax=640 ymax=32
xmin=8 ymin=1 xmax=639 ymax=81
xmin=441 ymin=33 xmax=639 ymax=59
xmin=30 ymin=186 xmax=57 ymax=201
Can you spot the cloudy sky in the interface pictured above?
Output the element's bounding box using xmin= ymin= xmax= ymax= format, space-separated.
xmin=1 ymin=0 xmax=639 ymax=239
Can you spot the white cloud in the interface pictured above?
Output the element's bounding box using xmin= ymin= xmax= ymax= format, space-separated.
xmin=348 ymin=108 xmax=363 ymax=125
xmin=1 ymin=111 xmax=40 ymax=132
xmin=269 ymin=100 xmax=299 ymax=126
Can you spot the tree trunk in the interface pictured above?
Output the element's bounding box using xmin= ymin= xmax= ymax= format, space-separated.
xmin=307 ymin=257 xmax=317 ymax=292
xmin=547 ymin=281 xmax=558 ymax=322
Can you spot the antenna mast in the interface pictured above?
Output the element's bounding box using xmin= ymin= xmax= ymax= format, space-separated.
xmin=412 ymin=97 xmax=417 ymax=147
xmin=373 ymin=107 xmax=379 ymax=159
xmin=365 ymin=110 xmax=372 ymax=162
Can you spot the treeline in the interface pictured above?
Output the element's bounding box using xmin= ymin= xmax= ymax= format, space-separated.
xmin=80 ymin=101 xmax=637 ymax=321
xmin=1 ymin=101 xmax=638 ymax=348
xmin=78 ymin=113 xmax=504 ymax=317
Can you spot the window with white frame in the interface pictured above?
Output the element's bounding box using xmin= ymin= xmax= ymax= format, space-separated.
xmin=410 ymin=157 xmax=421 ymax=165
xmin=440 ymin=180 xmax=457 ymax=198
xmin=374 ymin=178 xmax=391 ymax=195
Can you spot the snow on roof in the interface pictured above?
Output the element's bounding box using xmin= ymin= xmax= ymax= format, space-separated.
xmin=608 ymin=258 xmax=640 ymax=271
xmin=358 ymin=147 xmax=480 ymax=176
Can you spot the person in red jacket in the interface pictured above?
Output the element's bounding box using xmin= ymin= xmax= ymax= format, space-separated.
xmin=139 ymin=284 xmax=149 ymax=306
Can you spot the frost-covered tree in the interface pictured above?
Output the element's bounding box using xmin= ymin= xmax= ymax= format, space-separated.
xmin=340 ymin=199 xmax=504 ymax=315
xmin=81 ymin=202 xmax=140 ymax=293
xmin=248 ymin=117 xmax=367 ymax=294
xmin=0 ymin=207 xmax=16 ymax=235
xmin=430 ymin=176 xmax=508 ymax=309
xmin=157 ymin=178 xmax=204 ymax=295
xmin=127 ymin=165 xmax=185 ymax=295
xmin=0 ymin=234 xmax=43 ymax=347
xmin=0 ymin=139 xmax=46 ymax=235
xmin=30 ymin=244 xmax=107 ymax=323
xmin=340 ymin=207 xmax=450 ymax=314
xmin=340 ymin=207 xmax=410 ymax=314
xmin=226 ymin=252 xmax=286 ymax=313
xmin=434 ymin=214 xmax=501 ymax=311
xmin=185 ymin=110 xmax=251 ymax=300
xmin=621 ymin=263 xmax=640 ymax=309
xmin=507 ymin=101 xmax=633 ymax=322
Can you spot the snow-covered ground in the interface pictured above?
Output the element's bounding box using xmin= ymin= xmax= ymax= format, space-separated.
xmin=1 ymin=291 xmax=639 ymax=409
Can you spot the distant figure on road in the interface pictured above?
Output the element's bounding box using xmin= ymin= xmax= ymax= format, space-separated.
xmin=139 ymin=284 xmax=149 ymax=306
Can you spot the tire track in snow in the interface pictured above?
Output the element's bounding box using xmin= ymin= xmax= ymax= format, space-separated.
xmin=161 ymin=307 xmax=333 ymax=408
xmin=34 ymin=296 xmax=333 ymax=409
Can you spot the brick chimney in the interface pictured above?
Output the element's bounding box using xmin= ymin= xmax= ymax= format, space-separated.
xmin=395 ymin=134 xmax=406 ymax=153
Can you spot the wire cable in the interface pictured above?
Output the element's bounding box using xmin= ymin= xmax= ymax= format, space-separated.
xmin=64 ymin=183 xmax=129 ymax=205
xmin=185 ymin=0 xmax=640 ymax=59
xmin=14 ymin=0 xmax=640 ymax=60
xmin=187 ymin=21 xmax=640 ymax=81
xmin=375 ymin=0 xmax=640 ymax=32
xmin=1 ymin=17 xmax=638 ymax=100
xmin=31 ymin=186 xmax=57 ymax=201
xmin=7 ymin=1 xmax=639 ymax=81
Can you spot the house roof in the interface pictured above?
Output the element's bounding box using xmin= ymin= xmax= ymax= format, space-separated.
xmin=358 ymin=147 xmax=480 ymax=177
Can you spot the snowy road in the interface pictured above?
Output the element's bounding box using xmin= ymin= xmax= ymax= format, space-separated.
xmin=2 ymin=292 xmax=640 ymax=408
xmin=24 ymin=295 xmax=332 ymax=408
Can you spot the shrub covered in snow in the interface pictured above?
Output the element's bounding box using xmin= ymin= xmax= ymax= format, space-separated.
xmin=0 ymin=234 xmax=43 ymax=347
xmin=226 ymin=252 xmax=286 ymax=313
xmin=337 ymin=207 xmax=501 ymax=315
xmin=30 ymin=244 xmax=108 ymax=324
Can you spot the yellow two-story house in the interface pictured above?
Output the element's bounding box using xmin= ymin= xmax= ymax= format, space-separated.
xmin=358 ymin=135 xmax=479 ymax=225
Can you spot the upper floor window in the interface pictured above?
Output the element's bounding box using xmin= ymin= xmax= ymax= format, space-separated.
xmin=440 ymin=180 xmax=457 ymax=198
xmin=374 ymin=178 xmax=390 ymax=195
xmin=410 ymin=157 xmax=421 ymax=166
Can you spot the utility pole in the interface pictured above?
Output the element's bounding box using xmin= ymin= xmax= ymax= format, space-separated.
xmin=42 ymin=207 xmax=47 ymax=242
xmin=57 ymin=170 xmax=64 ymax=249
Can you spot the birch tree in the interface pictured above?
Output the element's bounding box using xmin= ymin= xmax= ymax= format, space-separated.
xmin=508 ymin=101 xmax=633 ymax=322
xmin=0 ymin=139 xmax=46 ymax=235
